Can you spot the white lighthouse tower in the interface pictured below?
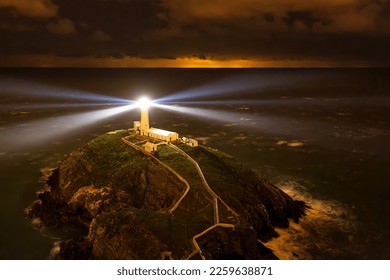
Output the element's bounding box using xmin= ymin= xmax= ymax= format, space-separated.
xmin=139 ymin=98 xmax=150 ymax=136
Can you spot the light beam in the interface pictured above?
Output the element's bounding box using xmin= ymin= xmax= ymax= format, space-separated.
xmin=0 ymin=76 xmax=131 ymax=104
xmin=155 ymin=71 xmax=318 ymax=103
xmin=0 ymin=104 xmax=137 ymax=153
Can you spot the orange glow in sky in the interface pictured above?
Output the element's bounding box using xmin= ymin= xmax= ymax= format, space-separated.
xmin=0 ymin=54 xmax=372 ymax=68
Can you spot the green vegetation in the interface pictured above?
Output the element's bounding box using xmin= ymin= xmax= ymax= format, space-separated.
xmin=156 ymin=145 xmax=211 ymax=206
xmin=181 ymin=145 xmax=263 ymax=216
xmin=82 ymin=130 xmax=148 ymax=187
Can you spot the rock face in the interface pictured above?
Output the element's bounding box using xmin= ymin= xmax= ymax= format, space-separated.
xmin=27 ymin=130 xmax=307 ymax=260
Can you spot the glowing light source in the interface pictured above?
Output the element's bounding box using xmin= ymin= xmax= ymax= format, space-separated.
xmin=136 ymin=97 xmax=153 ymax=109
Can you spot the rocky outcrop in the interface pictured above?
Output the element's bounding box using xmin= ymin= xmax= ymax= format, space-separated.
xmin=27 ymin=130 xmax=307 ymax=259
xmin=197 ymin=226 xmax=277 ymax=260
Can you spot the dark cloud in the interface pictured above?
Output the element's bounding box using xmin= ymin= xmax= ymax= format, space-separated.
xmin=264 ymin=14 xmax=275 ymax=23
xmin=282 ymin=11 xmax=328 ymax=29
xmin=47 ymin=18 xmax=76 ymax=35
xmin=195 ymin=54 xmax=207 ymax=60
xmin=90 ymin=30 xmax=112 ymax=43
xmin=380 ymin=1 xmax=390 ymax=17
xmin=53 ymin=0 xmax=164 ymax=38
xmin=0 ymin=0 xmax=389 ymax=66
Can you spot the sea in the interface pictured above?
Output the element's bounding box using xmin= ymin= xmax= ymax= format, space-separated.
xmin=0 ymin=68 xmax=389 ymax=259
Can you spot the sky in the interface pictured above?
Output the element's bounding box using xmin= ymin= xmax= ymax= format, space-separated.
xmin=0 ymin=0 xmax=389 ymax=67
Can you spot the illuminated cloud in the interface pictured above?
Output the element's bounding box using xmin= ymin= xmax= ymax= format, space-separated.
xmin=157 ymin=0 xmax=389 ymax=35
xmin=0 ymin=53 xmax=378 ymax=68
xmin=159 ymin=0 xmax=383 ymax=32
xmin=0 ymin=0 xmax=58 ymax=19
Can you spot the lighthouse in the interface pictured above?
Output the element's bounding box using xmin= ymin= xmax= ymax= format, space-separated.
xmin=132 ymin=96 xmax=197 ymax=152
xmin=133 ymin=97 xmax=179 ymax=142
xmin=138 ymin=97 xmax=150 ymax=136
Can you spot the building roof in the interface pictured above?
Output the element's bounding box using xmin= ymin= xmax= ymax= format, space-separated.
xmin=148 ymin=127 xmax=177 ymax=137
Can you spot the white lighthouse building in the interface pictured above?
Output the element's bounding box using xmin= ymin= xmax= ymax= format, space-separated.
xmin=140 ymin=102 xmax=150 ymax=136
xmin=133 ymin=97 xmax=179 ymax=143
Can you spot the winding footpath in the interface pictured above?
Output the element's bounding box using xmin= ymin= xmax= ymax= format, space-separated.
xmin=121 ymin=135 xmax=240 ymax=259
xmin=167 ymin=143 xmax=240 ymax=259
xmin=168 ymin=143 xmax=239 ymax=223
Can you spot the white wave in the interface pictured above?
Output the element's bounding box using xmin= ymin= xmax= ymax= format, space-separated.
xmin=265 ymin=180 xmax=359 ymax=259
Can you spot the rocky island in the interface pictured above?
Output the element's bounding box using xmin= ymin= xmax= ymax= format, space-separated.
xmin=27 ymin=129 xmax=307 ymax=260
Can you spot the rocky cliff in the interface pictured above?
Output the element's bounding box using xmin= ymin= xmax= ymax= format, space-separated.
xmin=27 ymin=129 xmax=307 ymax=260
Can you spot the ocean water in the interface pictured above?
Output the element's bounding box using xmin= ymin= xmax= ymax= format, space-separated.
xmin=0 ymin=68 xmax=389 ymax=259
